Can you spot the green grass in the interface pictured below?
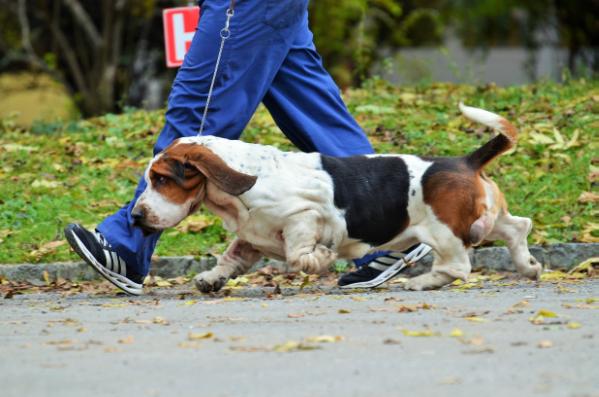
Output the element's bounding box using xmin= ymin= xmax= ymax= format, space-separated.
xmin=0 ymin=79 xmax=597 ymax=264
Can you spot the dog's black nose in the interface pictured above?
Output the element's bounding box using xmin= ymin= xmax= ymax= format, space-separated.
xmin=131 ymin=209 xmax=144 ymax=224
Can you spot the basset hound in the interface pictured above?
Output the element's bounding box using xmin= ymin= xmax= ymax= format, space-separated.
xmin=132 ymin=103 xmax=542 ymax=292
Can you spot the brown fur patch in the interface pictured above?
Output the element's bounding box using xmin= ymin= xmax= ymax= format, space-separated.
xmin=423 ymin=169 xmax=486 ymax=245
xmin=163 ymin=142 xmax=257 ymax=196
xmin=150 ymin=156 xmax=206 ymax=205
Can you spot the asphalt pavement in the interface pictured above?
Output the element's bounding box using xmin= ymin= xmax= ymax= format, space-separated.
xmin=1 ymin=277 xmax=598 ymax=397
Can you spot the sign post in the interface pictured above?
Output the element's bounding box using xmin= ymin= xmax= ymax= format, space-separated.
xmin=163 ymin=6 xmax=201 ymax=68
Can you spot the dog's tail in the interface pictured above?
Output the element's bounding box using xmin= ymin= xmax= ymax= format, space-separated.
xmin=460 ymin=102 xmax=517 ymax=171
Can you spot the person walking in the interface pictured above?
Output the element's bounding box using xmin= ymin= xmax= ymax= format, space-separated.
xmin=64 ymin=0 xmax=431 ymax=295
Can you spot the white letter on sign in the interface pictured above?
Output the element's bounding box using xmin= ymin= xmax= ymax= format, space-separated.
xmin=173 ymin=13 xmax=196 ymax=61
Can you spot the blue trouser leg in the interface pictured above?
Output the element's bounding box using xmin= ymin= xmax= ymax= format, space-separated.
xmin=98 ymin=0 xmax=385 ymax=276
xmin=262 ymin=15 xmax=373 ymax=156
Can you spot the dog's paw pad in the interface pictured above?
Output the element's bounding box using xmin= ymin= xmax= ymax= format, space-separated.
xmin=194 ymin=274 xmax=227 ymax=293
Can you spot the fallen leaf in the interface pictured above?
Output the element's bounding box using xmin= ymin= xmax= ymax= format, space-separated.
xmin=450 ymin=328 xmax=464 ymax=337
xmin=188 ymin=331 xmax=214 ymax=340
xmin=529 ymin=309 xmax=558 ymax=325
xmin=579 ymin=224 xmax=599 ymax=243
xmin=223 ymin=297 xmax=246 ymax=302
xmin=118 ymin=336 xmax=135 ymax=344
xmin=568 ymin=257 xmax=597 ymax=276
xmin=577 ymin=191 xmax=599 ymax=204
xmin=338 ymin=309 xmax=351 ymax=314
xmin=272 ymin=340 xmax=320 ymax=352
xmin=29 ymin=240 xmax=66 ymax=261
xmin=383 ymin=338 xmax=401 ymax=345
xmin=287 ymin=313 xmax=305 ymax=318
xmin=225 ymin=276 xmax=249 ymax=288
xmin=397 ymin=302 xmax=434 ymax=312
xmin=152 ymin=316 xmax=169 ymax=325
xmin=538 ymin=340 xmax=553 ymax=348
xmin=464 ymin=316 xmax=488 ymax=323
xmin=46 ymin=339 xmax=75 ymax=347
xmin=229 ymin=345 xmax=269 ymax=353
xmin=178 ymin=341 xmax=202 ymax=349
xmin=462 ymin=347 xmax=494 ymax=354
xmin=401 ymin=329 xmax=440 ymax=337
xmin=304 ymin=335 xmax=343 ymax=343
xmin=31 ymin=180 xmax=61 ymax=189
xmin=299 ymin=273 xmax=312 ymax=291
xmin=566 ymin=322 xmax=582 ymax=329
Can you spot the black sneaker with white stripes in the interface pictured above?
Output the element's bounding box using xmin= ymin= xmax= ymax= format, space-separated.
xmin=338 ymin=244 xmax=432 ymax=289
xmin=64 ymin=224 xmax=143 ymax=295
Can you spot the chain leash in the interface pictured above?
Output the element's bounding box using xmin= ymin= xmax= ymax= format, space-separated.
xmin=198 ymin=0 xmax=236 ymax=136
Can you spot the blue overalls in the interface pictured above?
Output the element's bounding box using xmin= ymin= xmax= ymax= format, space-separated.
xmin=97 ymin=0 xmax=382 ymax=277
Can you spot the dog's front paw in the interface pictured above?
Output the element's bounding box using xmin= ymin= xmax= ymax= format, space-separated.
xmin=194 ymin=272 xmax=227 ymax=293
xmin=291 ymin=245 xmax=337 ymax=274
xmin=520 ymin=257 xmax=542 ymax=280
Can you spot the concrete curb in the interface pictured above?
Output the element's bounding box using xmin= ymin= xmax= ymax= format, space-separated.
xmin=0 ymin=243 xmax=597 ymax=282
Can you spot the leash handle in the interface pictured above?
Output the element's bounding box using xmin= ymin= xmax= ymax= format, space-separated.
xmin=198 ymin=0 xmax=236 ymax=136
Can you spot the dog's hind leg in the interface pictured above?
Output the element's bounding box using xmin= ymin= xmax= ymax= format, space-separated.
xmin=486 ymin=212 xmax=542 ymax=280
xmin=404 ymin=245 xmax=471 ymax=291
xmin=283 ymin=210 xmax=338 ymax=274
xmin=404 ymin=224 xmax=472 ymax=291
xmin=194 ymin=238 xmax=263 ymax=293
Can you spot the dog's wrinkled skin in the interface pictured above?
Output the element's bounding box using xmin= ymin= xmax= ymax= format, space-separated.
xmin=132 ymin=104 xmax=541 ymax=293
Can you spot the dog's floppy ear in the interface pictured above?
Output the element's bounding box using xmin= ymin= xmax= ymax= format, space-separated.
xmin=184 ymin=144 xmax=257 ymax=196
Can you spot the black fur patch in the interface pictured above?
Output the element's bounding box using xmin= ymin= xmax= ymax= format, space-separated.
xmin=321 ymin=155 xmax=411 ymax=246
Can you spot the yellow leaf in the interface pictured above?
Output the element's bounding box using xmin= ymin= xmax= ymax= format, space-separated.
xmin=272 ymin=340 xmax=320 ymax=352
xmin=464 ymin=316 xmax=488 ymax=323
xmin=580 ymin=224 xmax=599 ymax=243
xmin=540 ymin=271 xmax=568 ymax=281
xmin=529 ymin=309 xmax=558 ymax=324
xmin=152 ymin=316 xmax=169 ymax=325
xmin=568 ymin=257 xmax=597 ymax=276
xmin=155 ymin=279 xmax=172 ymax=287
xmin=304 ymin=335 xmax=344 ymax=343
xmin=450 ymin=328 xmax=464 ymax=337
xmin=566 ymin=322 xmax=582 ymax=329
xmin=538 ymin=309 xmax=558 ymax=318
xmin=401 ymin=329 xmax=439 ymax=337
xmin=182 ymin=300 xmax=198 ymax=306
xmin=188 ymin=331 xmax=214 ymax=340
xmin=225 ymin=276 xmax=249 ymax=288
xmin=223 ymin=297 xmax=246 ymax=302
xmin=43 ymin=270 xmax=50 ymax=285
xmin=338 ymin=309 xmax=351 ymax=314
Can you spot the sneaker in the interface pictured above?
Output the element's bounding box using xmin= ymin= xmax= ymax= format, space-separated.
xmin=338 ymin=244 xmax=432 ymax=289
xmin=64 ymin=224 xmax=143 ymax=295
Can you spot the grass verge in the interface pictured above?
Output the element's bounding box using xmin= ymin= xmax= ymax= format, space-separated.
xmin=0 ymin=78 xmax=597 ymax=264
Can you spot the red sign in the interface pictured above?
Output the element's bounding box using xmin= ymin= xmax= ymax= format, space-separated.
xmin=163 ymin=6 xmax=201 ymax=67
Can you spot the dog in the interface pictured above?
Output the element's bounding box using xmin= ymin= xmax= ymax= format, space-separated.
xmin=131 ymin=103 xmax=542 ymax=292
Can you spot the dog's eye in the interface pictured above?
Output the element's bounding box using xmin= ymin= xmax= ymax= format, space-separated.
xmin=156 ymin=176 xmax=168 ymax=185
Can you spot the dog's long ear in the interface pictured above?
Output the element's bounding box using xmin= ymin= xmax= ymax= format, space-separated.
xmin=183 ymin=144 xmax=257 ymax=196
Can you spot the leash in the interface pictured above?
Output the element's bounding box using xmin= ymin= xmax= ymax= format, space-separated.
xmin=198 ymin=0 xmax=236 ymax=136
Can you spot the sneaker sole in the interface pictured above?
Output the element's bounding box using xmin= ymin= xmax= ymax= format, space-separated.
xmin=339 ymin=244 xmax=433 ymax=289
xmin=65 ymin=228 xmax=143 ymax=296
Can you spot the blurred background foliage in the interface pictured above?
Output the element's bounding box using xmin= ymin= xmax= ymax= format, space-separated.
xmin=0 ymin=0 xmax=597 ymax=120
